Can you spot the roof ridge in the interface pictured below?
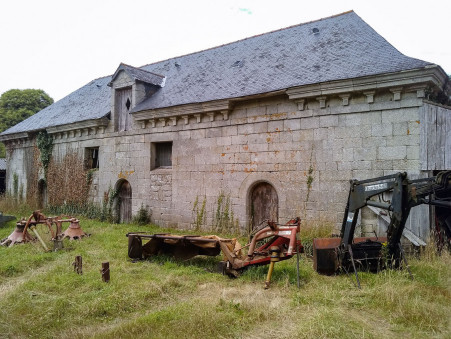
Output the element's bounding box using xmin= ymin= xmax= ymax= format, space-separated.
xmin=119 ymin=63 xmax=165 ymax=78
xmin=138 ymin=10 xmax=355 ymax=70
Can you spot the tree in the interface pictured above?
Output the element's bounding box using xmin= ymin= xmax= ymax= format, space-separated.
xmin=0 ymin=89 xmax=54 ymax=157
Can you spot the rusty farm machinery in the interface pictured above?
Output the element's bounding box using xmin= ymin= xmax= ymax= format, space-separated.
xmin=1 ymin=210 xmax=88 ymax=251
xmin=127 ymin=171 xmax=451 ymax=288
xmin=127 ymin=217 xmax=303 ymax=288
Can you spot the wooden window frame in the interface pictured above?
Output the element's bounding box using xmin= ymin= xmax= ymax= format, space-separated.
xmin=85 ymin=147 xmax=100 ymax=170
xmin=151 ymin=142 xmax=172 ymax=169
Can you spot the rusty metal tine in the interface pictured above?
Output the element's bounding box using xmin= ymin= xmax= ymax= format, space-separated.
xmin=348 ymin=245 xmax=361 ymax=289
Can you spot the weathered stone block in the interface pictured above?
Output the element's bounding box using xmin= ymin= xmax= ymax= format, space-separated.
xmin=353 ymin=147 xmax=376 ymax=161
xmin=238 ymin=124 xmax=254 ymax=135
xmin=386 ymin=135 xmax=419 ymax=147
xmin=371 ymin=123 xmax=393 ymax=137
xmin=284 ymin=119 xmax=301 ymax=131
xmin=362 ymin=136 xmax=386 ymax=147
xmin=407 ymin=146 xmax=419 ymax=160
xmin=381 ymin=108 xmax=419 ymax=123
xmin=300 ymin=117 xmax=319 ymax=129
xmin=377 ymin=146 xmax=407 ymax=160
xmin=206 ymin=127 xmax=222 ymax=138
xmin=292 ymin=129 xmax=314 ymax=142
xmin=319 ymin=115 xmax=339 ymax=127
xmin=268 ymin=120 xmax=284 ymax=132
xmin=254 ymin=122 xmax=268 ymax=133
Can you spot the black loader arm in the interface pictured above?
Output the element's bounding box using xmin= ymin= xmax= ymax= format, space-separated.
xmin=340 ymin=172 xmax=406 ymax=248
xmin=314 ymin=171 xmax=451 ymax=277
xmin=340 ymin=171 xmax=451 ymax=260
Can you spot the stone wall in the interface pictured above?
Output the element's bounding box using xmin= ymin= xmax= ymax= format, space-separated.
xmin=4 ymin=87 xmax=428 ymax=236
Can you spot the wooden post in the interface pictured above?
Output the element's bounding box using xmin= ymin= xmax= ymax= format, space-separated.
xmin=73 ymin=255 xmax=82 ymax=274
xmin=101 ymin=262 xmax=110 ymax=282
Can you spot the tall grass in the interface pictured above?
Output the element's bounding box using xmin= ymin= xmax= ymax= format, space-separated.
xmin=0 ymin=203 xmax=450 ymax=338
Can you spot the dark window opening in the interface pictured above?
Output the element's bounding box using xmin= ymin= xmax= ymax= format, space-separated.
xmin=85 ymin=147 xmax=99 ymax=169
xmin=154 ymin=142 xmax=172 ymax=168
xmin=126 ymin=98 xmax=131 ymax=110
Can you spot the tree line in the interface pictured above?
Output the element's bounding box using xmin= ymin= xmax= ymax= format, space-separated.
xmin=0 ymin=89 xmax=54 ymax=157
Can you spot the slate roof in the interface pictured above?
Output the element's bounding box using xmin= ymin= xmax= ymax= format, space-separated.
xmin=1 ymin=11 xmax=432 ymax=136
xmin=108 ymin=63 xmax=166 ymax=87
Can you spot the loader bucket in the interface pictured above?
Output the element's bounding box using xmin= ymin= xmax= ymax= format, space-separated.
xmin=313 ymin=237 xmax=340 ymax=275
xmin=313 ymin=237 xmax=388 ymax=275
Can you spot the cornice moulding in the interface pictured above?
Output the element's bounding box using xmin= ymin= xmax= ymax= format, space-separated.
xmin=46 ymin=118 xmax=110 ymax=134
xmin=133 ymin=99 xmax=230 ymax=121
xmin=286 ymin=66 xmax=447 ymax=100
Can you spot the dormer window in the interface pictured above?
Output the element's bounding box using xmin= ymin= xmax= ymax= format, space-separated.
xmin=116 ymin=87 xmax=132 ymax=131
xmin=108 ymin=63 xmax=166 ymax=132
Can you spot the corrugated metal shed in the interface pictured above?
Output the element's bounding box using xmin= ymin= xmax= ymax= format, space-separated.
xmin=1 ymin=11 xmax=431 ymax=136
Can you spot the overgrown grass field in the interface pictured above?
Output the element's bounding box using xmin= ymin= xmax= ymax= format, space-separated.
xmin=0 ymin=209 xmax=450 ymax=338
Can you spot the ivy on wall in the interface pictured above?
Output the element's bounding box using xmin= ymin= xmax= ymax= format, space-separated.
xmin=36 ymin=131 xmax=53 ymax=177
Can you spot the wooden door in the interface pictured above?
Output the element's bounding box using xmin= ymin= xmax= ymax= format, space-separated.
xmin=250 ymin=182 xmax=278 ymax=229
xmin=38 ymin=179 xmax=48 ymax=209
xmin=115 ymin=87 xmax=132 ymax=131
xmin=118 ymin=180 xmax=132 ymax=223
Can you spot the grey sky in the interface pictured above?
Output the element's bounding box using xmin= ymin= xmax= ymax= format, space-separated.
xmin=1 ymin=0 xmax=449 ymax=101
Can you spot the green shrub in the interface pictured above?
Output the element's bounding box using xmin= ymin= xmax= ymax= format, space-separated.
xmin=132 ymin=203 xmax=151 ymax=225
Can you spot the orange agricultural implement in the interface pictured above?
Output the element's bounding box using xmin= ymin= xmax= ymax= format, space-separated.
xmin=127 ymin=217 xmax=303 ymax=288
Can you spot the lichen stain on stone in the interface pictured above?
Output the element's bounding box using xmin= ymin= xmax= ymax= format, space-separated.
xmin=118 ymin=170 xmax=135 ymax=179
xmin=270 ymin=112 xmax=287 ymax=120
xmin=221 ymin=153 xmax=226 ymax=157
xmin=407 ymin=129 xmax=410 ymax=135
xmin=243 ymin=145 xmax=249 ymax=151
xmin=266 ymin=137 xmax=272 ymax=142
xmin=244 ymin=167 xmax=255 ymax=173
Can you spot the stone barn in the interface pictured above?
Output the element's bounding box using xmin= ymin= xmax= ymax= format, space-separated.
xmin=1 ymin=11 xmax=450 ymax=243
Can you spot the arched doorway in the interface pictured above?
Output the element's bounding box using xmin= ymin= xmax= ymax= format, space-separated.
xmin=38 ymin=179 xmax=47 ymax=209
xmin=116 ymin=180 xmax=132 ymax=223
xmin=250 ymin=182 xmax=278 ymax=230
